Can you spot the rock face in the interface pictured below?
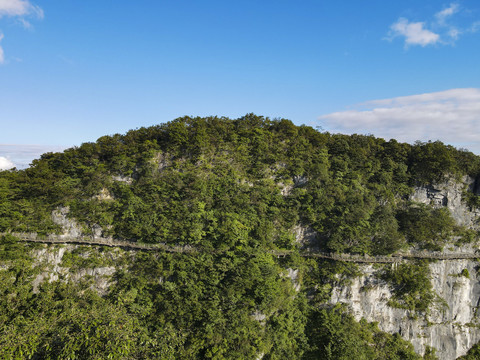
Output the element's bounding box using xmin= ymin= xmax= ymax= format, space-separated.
xmin=410 ymin=176 xmax=480 ymax=228
xmin=330 ymin=259 xmax=480 ymax=359
xmin=112 ymin=174 xmax=133 ymax=184
xmin=51 ymin=207 xmax=83 ymax=238
xmin=286 ymin=268 xmax=301 ymax=292
xmin=293 ymin=225 xmax=318 ymax=249
xmin=52 ymin=206 xmax=104 ymax=239
xmin=329 ymin=176 xmax=480 ymax=359
xmin=31 ymin=245 xmax=117 ymax=296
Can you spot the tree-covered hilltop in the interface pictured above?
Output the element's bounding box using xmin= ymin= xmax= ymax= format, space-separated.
xmin=1 ymin=114 xmax=478 ymax=253
xmin=1 ymin=114 xmax=480 ymax=359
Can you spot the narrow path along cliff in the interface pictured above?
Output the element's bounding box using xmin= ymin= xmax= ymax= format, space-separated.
xmin=4 ymin=232 xmax=479 ymax=263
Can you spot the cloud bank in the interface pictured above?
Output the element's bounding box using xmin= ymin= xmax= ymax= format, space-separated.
xmin=0 ymin=156 xmax=14 ymax=170
xmin=319 ymin=88 xmax=480 ymax=154
xmin=0 ymin=0 xmax=43 ymax=63
xmin=0 ymin=144 xmax=67 ymax=169
xmin=387 ymin=3 xmax=478 ymax=47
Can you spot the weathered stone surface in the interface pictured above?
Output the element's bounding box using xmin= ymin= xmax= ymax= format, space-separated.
xmin=31 ymin=245 xmax=117 ymax=295
xmin=330 ymin=258 xmax=480 ymax=360
xmin=410 ymin=176 xmax=480 ymax=228
xmin=68 ymin=266 xmax=116 ymax=295
xmin=51 ymin=206 xmax=83 ymax=238
xmin=328 ymin=177 xmax=480 ymax=359
xmin=252 ymin=310 xmax=267 ymax=322
xmin=285 ymin=268 xmax=301 ymax=292
xmin=292 ymin=224 xmax=318 ymax=249
xmin=52 ymin=206 xmax=105 ymax=239
xmin=293 ymin=175 xmax=308 ymax=187
xmin=94 ymin=187 xmax=114 ymax=201
xmin=32 ymin=245 xmax=71 ymax=293
xmin=279 ymin=182 xmax=293 ymax=196
xmin=112 ymin=174 xmax=133 ymax=184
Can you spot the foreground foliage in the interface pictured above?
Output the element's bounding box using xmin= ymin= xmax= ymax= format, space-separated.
xmin=0 ymin=235 xmax=429 ymax=359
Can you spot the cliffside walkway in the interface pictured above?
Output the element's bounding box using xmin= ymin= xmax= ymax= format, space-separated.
xmin=2 ymin=232 xmax=196 ymax=253
xmin=2 ymin=232 xmax=479 ymax=263
xmin=270 ymin=250 xmax=479 ymax=262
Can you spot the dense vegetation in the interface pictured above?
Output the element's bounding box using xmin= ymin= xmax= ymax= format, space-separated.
xmin=1 ymin=114 xmax=478 ymax=252
xmin=1 ymin=115 xmax=480 ymax=358
xmin=0 ymin=234 xmax=422 ymax=359
xmin=458 ymin=342 xmax=480 ymax=360
xmin=380 ymin=261 xmax=439 ymax=313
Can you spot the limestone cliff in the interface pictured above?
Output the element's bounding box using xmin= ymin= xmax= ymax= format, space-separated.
xmin=410 ymin=176 xmax=480 ymax=228
xmin=330 ymin=256 xmax=480 ymax=359
xmin=329 ymin=176 xmax=480 ymax=359
xmin=31 ymin=244 xmax=120 ymax=296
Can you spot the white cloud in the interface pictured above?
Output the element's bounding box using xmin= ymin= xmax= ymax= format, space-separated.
xmin=0 ymin=0 xmax=43 ymax=64
xmin=448 ymin=27 xmax=461 ymax=40
xmin=18 ymin=17 xmax=31 ymax=29
xmin=388 ymin=3 xmax=478 ymax=47
xmin=0 ymin=156 xmax=14 ymax=170
xmin=318 ymin=88 xmax=480 ymax=154
xmin=469 ymin=21 xmax=480 ymax=33
xmin=435 ymin=3 xmax=459 ymax=24
xmin=0 ymin=0 xmax=43 ymax=19
xmin=435 ymin=3 xmax=462 ymax=43
xmin=389 ymin=18 xmax=440 ymax=47
xmin=0 ymin=144 xmax=67 ymax=169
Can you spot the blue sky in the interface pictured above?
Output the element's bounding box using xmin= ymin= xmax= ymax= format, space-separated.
xmin=1 ymin=0 xmax=480 ymax=168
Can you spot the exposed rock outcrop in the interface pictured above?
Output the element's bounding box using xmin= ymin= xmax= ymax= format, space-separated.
xmin=330 ymin=258 xmax=480 ymax=360
xmin=31 ymin=245 xmax=118 ymax=295
xmin=94 ymin=187 xmax=114 ymax=201
xmin=410 ymin=176 xmax=480 ymax=228
xmin=329 ymin=177 xmax=480 ymax=359
xmin=292 ymin=224 xmax=318 ymax=249
xmin=285 ymin=268 xmax=301 ymax=292
xmin=51 ymin=207 xmax=83 ymax=238
xmin=112 ymin=174 xmax=133 ymax=184
xmin=52 ymin=206 xmax=104 ymax=239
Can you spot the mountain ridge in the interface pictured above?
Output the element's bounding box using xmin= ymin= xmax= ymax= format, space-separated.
xmin=2 ymin=114 xmax=480 ymax=359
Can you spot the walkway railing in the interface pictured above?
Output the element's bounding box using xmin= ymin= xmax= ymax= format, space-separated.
xmin=2 ymin=232 xmax=195 ymax=253
xmin=2 ymin=232 xmax=478 ymax=263
xmin=270 ymin=250 xmax=479 ymax=263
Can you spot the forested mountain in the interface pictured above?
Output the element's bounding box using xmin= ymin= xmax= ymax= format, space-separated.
xmin=1 ymin=114 xmax=480 ymax=359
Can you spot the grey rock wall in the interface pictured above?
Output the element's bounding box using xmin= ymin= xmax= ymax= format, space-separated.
xmin=410 ymin=176 xmax=480 ymax=228
xmin=330 ymin=259 xmax=480 ymax=359
xmin=31 ymin=245 xmax=117 ymax=295
xmin=52 ymin=206 xmax=104 ymax=239
xmin=51 ymin=207 xmax=83 ymax=238
xmin=329 ymin=176 xmax=480 ymax=359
